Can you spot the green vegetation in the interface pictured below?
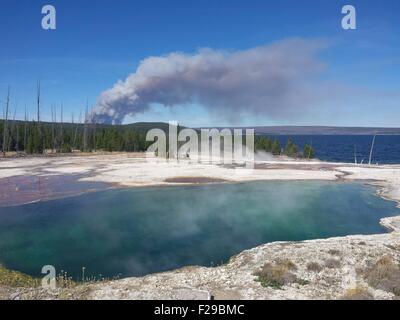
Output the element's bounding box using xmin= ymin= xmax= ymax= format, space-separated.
xmin=254 ymin=136 xmax=315 ymax=158
xmin=303 ymin=144 xmax=315 ymax=159
xmin=284 ymin=138 xmax=297 ymax=157
xmin=0 ymin=120 xmax=152 ymax=154
xmin=0 ymin=265 xmax=40 ymax=288
xmin=255 ymin=136 xmax=277 ymax=155
xmin=0 ymin=118 xmax=316 ymax=159
xmin=254 ymin=259 xmax=309 ymax=289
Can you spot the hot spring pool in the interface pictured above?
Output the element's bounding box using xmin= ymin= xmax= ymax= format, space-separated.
xmin=0 ymin=181 xmax=398 ymax=279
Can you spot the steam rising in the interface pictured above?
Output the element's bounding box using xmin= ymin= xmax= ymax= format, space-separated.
xmin=92 ymin=39 xmax=327 ymax=124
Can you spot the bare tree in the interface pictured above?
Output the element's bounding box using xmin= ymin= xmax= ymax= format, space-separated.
xmin=93 ymin=119 xmax=97 ymax=153
xmin=12 ymin=104 xmax=18 ymax=153
xmin=24 ymin=104 xmax=28 ymax=152
xmin=83 ymin=101 xmax=89 ymax=152
xmin=2 ymin=86 xmax=10 ymax=157
xmin=6 ymin=103 xmax=16 ymax=153
xmin=368 ymin=134 xmax=376 ymax=165
xmin=73 ymin=110 xmax=82 ymax=151
xmin=88 ymin=105 xmax=96 ymax=152
xmin=60 ymin=102 xmax=64 ymax=152
xmin=36 ymin=81 xmax=44 ymax=154
xmin=54 ymin=106 xmax=57 ymax=151
xmin=51 ymin=104 xmax=56 ymax=153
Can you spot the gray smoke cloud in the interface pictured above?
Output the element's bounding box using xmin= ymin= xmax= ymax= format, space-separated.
xmin=91 ymin=38 xmax=328 ymax=124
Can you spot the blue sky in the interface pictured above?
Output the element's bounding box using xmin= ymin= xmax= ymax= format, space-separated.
xmin=0 ymin=0 xmax=399 ymax=127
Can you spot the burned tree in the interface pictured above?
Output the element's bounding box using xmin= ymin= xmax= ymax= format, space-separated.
xmin=2 ymin=86 xmax=10 ymax=157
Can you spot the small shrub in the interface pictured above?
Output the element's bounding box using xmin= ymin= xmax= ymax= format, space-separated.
xmin=254 ymin=263 xmax=296 ymax=289
xmin=296 ymin=278 xmax=310 ymax=286
xmin=254 ymin=260 xmax=306 ymax=289
xmin=339 ymin=287 xmax=373 ymax=300
xmin=57 ymin=270 xmax=76 ymax=289
xmin=275 ymin=258 xmax=297 ymax=271
xmin=307 ymin=262 xmax=323 ymax=273
xmin=327 ymin=249 xmax=341 ymax=256
xmin=362 ymin=256 xmax=400 ymax=296
xmin=303 ymin=144 xmax=315 ymax=159
xmin=325 ymin=258 xmax=341 ymax=269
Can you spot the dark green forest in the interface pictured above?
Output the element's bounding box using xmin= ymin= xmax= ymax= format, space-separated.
xmin=0 ymin=120 xmax=154 ymax=154
xmin=254 ymin=136 xmax=315 ymax=159
xmin=0 ymin=119 xmax=314 ymax=158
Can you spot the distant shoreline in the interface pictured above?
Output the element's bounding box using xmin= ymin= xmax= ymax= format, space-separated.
xmin=2 ymin=119 xmax=400 ymax=135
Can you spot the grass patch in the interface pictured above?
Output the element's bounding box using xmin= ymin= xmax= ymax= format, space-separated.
xmin=275 ymin=258 xmax=297 ymax=271
xmin=55 ymin=267 xmax=120 ymax=289
xmin=307 ymin=262 xmax=323 ymax=273
xmin=339 ymin=287 xmax=373 ymax=300
xmin=0 ymin=265 xmax=40 ymax=288
xmin=362 ymin=256 xmax=400 ymax=297
xmin=254 ymin=259 xmax=308 ymax=289
xmin=327 ymin=249 xmax=341 ymax=256
xmin=324 ymin=258 xmax=341 ymax=269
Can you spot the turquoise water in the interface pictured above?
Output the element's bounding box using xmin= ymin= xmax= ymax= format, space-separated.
xmin=0 ymin=181 xmax=398 ymax=279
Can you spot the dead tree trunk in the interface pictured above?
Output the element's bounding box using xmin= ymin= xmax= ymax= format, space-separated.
xmin=83 ymin=101 xmax=88 ymax=152
xmin=51 ymin=105 xmax=56 ymax=153
xmin=36 ymin=81 xmax=43 ymax=154
xmin=73 ymin=110 xmax=81 ymax=151
xmin=24 ymin=105 xmax=28 ymax=152
xmin=12 ymin=105 xmax=18 ymax=153
xmin=93 ymin=121 xmax=97 ymax=153
xmin=6 ymin=105 xmax=16 ymax=152
xmin=60 ymin=102 xmax=64 ymax=152
xmin=2 ymin=86 xmax=10 ymax=157
xmin=15 ymin=116 xmax=19 ymax=153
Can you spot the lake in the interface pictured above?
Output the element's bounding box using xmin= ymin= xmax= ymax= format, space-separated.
xmin=271 ymin=135 xmax=400 ymax=164
xmin=0 ymin=181 xmax=398 ymax=280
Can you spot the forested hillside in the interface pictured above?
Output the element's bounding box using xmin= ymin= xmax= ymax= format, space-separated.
xmin=0 ymin=119 xmax=313 ymax=158
xmin=0 ymin=120 xmax=152 ymax=154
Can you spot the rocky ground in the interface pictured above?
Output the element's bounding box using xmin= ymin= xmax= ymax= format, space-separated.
xmin=1 ymin=153 xmax=400 ymax=300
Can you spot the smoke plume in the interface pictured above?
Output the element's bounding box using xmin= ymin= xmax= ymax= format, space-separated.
xmin=91 ymin=38 xmax=328 ymax=124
